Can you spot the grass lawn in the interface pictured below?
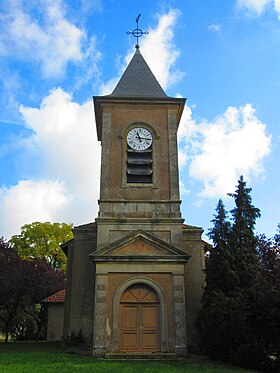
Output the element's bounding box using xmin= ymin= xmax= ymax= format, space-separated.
xmin=0 ymin=342 xmax=256 ymax=373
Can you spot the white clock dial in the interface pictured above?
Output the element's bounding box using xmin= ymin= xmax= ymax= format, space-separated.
xmin=127 ymin=127 xmax=153 ymax=151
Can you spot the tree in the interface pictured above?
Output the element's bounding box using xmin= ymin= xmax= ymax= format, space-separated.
xmin=10 ymin=222 xmax=73 ymax=272
xmin=0 ymin=238 xmax=26 ymax=343
xmin=197 ymin=198 xmax=247 ymax=361
xmin=256 ymin=227 xmax=280 ymax=366
xmin=0 ymin=237 xmax=65 ymax=342
xmin=258 ymin=225 xmax=280 ymax=289
xmin=196 ymin=177 xmax=277 ymax=370
xmin=21 ymin=258 xmax=65 ymax=340
xmin=229 ymin=175 xmax=261 ymax=289
xmin=205 ymin=199 xmax=236 ymax=295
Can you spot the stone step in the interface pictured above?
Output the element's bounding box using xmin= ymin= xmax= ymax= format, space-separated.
xmin=105 ymin=352 xmax=178 ymax=360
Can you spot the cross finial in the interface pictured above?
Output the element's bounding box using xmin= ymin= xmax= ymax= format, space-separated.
xmin=126 ymin=14 xmax=149 ymax=49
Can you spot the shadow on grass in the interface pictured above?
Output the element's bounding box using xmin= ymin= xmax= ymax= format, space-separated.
xmin=0 ymin=341 xmax=62 ymax=353
xmin=0 ymin=341 xmax=256 ymax=373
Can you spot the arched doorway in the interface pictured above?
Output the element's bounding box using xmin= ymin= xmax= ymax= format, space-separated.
xmin=120 ymin=283 xmax=160 ymax=352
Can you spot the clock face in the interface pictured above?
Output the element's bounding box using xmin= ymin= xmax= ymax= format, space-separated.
xmin=127 ymin=127 xmax=153 ymax=151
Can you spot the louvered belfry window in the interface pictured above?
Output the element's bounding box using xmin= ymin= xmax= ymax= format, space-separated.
xmin=127 ymin=146 xmax=153 ymax=183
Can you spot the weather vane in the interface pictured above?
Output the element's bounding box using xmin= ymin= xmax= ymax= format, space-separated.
xmin=126 ymin=14 xmax=149 ymax=48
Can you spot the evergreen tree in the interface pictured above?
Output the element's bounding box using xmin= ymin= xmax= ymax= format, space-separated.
xmin=197 ymin=177 xmax=271 ymax=370
xmin=197 ymin=200 xmax=224 ymax=356
xmin=197 ymin=198 xmax=248 ymax=360
xmin=256 ymin=227 xmax=280 ymax=369
xmin=206 ymin=199 xmax=236 ymax=295
xmin=229 ymin=175 xmax=261 ymax=289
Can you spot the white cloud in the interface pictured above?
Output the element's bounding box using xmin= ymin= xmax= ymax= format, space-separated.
xmin=0 ymin=1 xmax=84 ymax=77
xmin=178 ymin=104 xmax=271 ymax=198
xmin=0 ymin=180 xmax=70 ymax=238
xmin=179 ymin=181 xmax=190 ymax=195
xmin=81 ymin=0 xmax=103 ymax=13
xmin=178 ymin=105 xmax=197 ymax=168
xmin=275 ymin=0 xmax=280 ymax=17
xmin=140 ymin=9 xmax=184 ymax=89
xmin=100 ymin=8 xmax=184 ymax=95
xmin=0 ymin=88 xmax=101 ymax=238
xmin=236 ymin=0 xmax=280 ymax=17
xmin=19 ymin=87 xmax=101 ymax=200
xmin=99 ymin=77 xmax=119 ymax=96
xmin=207 ymin=24 xmax=222 ymax=34
xmin=237 ymin=0 xmax=271 ymax=15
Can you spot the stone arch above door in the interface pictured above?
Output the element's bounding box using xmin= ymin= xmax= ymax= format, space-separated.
xmin=112 ymin=277 xmax=168 ymax=352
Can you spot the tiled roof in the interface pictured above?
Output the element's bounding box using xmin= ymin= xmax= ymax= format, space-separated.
xmin=110 ymin=46 xmax=167 ymax=98
xmin=43 ymin=289 xmax=65 ymax=303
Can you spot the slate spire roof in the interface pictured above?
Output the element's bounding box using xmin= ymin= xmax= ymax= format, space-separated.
xmin=110 ymin=45 xmax=167 ymax=98
xmin=93 ymin=45 xmax=186 ymax=141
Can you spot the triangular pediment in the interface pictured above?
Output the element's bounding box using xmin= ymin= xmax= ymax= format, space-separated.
xmin=90 ymin=230 xmax=190 ymax=263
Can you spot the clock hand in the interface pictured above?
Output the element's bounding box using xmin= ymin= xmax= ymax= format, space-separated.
xmin=136 ymin=132 xmax=142 ymax=142
xmin=138 ymin=136 xmax=151 ymax=140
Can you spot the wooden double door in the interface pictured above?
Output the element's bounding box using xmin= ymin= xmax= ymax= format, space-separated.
xmin=120 ymin=283 xmax=160 ymax=352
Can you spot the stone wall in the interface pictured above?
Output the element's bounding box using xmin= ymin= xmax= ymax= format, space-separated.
xmin=47 ymin=303 xmax=64 ymax=341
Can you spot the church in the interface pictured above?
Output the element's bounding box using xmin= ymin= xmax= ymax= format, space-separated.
xmin=62 ymin=41 xmax=206 ymax=357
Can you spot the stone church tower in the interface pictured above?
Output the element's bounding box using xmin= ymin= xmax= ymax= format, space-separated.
xmin=63 ymin=45 xmax=205 ymax=357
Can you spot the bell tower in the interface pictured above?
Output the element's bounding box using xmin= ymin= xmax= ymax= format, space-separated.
xmin=94 ymin=45 xmax=186 ymax=249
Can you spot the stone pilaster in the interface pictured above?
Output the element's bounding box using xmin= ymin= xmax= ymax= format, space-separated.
xmin=92 ymin=274 xmax=108 ymax=356
xmin=173 ymin=274 xmax=188 ymax=356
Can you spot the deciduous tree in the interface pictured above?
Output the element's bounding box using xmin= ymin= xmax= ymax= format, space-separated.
xmin=21 ymin=258 xmax=65 ymax=340
xmin=0 ymin=238 xmax=26 ymax=343
xmin=0 ymin=237 xmax=65 ymax=342
xmin=10 ymin=222 xmax=73 ymax=272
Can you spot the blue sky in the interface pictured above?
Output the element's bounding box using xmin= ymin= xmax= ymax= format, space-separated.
xmin=0 ymin=0 xmax=279 ymax=240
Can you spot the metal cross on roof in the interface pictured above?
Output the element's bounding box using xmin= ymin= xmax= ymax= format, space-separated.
xmin=126 ymin=14 xmax=149 ymax=48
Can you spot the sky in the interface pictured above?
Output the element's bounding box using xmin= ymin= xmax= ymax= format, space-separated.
xmin=0 ymin=0 xmax=279 ymax=240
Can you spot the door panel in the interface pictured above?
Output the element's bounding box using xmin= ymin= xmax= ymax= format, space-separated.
xmin=141 ymin=305 xmax=159 ymax=351
xmin=121 ymin=305 xmax=139 ymax=351
xmin=142 ymin=305 xmax=158 ymax=329
xmin=142 ymin=332 xmax=158 ymax=350
xmin=122 ymin=305 xmax=138 ymax=329
xmin=122 ymin=332 xmax=139 ymax=350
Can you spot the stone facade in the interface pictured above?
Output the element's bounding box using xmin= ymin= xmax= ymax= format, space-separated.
xmin=46 ymin=303 xmax=64 ymax=341
xmin=63 ymin=47 xmax=205 ymax=356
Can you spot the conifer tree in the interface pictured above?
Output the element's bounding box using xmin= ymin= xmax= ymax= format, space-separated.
xmin=196 ymin=199 xmax=243 ymax=359
xmin=229 ymin=175 xmax=261 ymax=289
xmin=197 ymin=177 xmax=264 ymax=367
xmin=256 ymin=227 xmax=280 ymax=369
xmin=206 ymin=199 xmax=235 ymax=295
